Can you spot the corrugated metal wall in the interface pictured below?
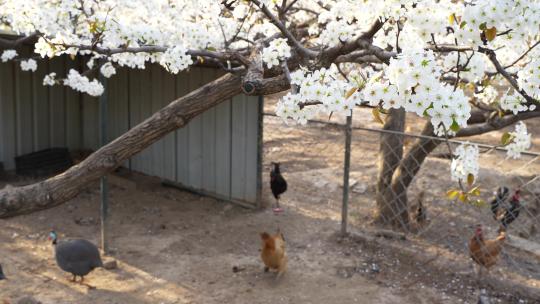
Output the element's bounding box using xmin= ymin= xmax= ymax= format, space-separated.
xmin=0 ymin=56 xmax=261 ymax=205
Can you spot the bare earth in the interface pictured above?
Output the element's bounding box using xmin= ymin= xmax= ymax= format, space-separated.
xmin=1 ymin=97 xmax=539 ymax=303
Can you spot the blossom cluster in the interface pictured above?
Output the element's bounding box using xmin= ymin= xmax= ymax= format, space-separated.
xmin=43 ymin=72 xmax=56 ymax=86
xmin=506 ymin=121 xmax=532 ymax=159
xmin=517 ymin=59 xmax=540 ymax=100
xmin=276 ymin=65 xmax=362 ymax=124
xmin=262 ymin=38 xmax=292 ymax=69
xmin=20 ymin=59 xmax=37 ymax=72
xmin=365 ymin=50 xmax=471 ymax=135
xmin=451 ymin=143 xmax=480 ymax=182
xmin=100 ymin=62 xmax=117 ymax=78
xmin=499 ymin=90 xmax=536 ymax=114
xmin=159 ymin=46 xmax=193 ymax=74
xmin=1 ymin=50 xmax=17 ymax=62
xmin=63 ymin=69 xmax=104 ymax=97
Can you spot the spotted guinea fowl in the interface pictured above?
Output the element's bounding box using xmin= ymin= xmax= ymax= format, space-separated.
xmin=0 ymin=263 xmax=5 ymax=280
xmin=270 ymin=162 xmax=287 ymax=213
xmin=49 ymin=231 xmax=103 ymax=284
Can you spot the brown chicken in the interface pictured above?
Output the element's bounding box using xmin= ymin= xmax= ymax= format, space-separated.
xmin=469 ymin=225 xmax=506 ymax=280
xmin=260 ymin=229 xmax=287 ymax=279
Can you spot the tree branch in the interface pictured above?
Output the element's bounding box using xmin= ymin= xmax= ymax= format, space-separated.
xmin=0 ymin=32 xmax=39 ymax=49
xmin=478 ymin=46 xmax=538 ymax=105
xmin=250 ymin=0 xmax=317 ymax=58
xmin=456 ymin=109 xmax=540 ymax=137
xmin=0 ymin=73 xmax=243 ymax=218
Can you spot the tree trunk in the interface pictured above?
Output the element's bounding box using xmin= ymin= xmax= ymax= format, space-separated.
xmin=389 ymin=122 xmax=440 ymax=227
xmin=375 ymin=108 xmax=407 ymax=229
xmin=0 ymin=73 xmax=243 ymax=218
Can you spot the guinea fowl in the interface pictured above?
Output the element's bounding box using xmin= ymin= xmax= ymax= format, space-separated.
xmin=49 ymin=231 xmax=103 ymax=284
xmin=0 ymin=263 xmax=5 ymax=280
xmin=498 ymin=189 xmax=522 ymax=231
xmin=270 ymin=162 xmax=287 ymax=213
xmin=490 ymin=186 xmax=510 ymax=220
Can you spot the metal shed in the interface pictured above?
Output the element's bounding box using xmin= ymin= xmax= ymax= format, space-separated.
xmin=0 ymin=55 xmax=263 ymax=207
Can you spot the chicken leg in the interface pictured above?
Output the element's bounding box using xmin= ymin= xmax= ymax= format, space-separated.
xmin=273 ymin=198 xmax=283 ymax=213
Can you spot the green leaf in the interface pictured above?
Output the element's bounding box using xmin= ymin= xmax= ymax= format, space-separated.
xmin=460 ymin=21 xmax=467 ymax=29
xmin=345 ymin=87 xmax=357 ymax=99
xmin=479 ymin=22 xmax=487 ymax=31
xmin=372 ymin=108 xmax=385 ymax=124
xmin=450 ymin=120 xmax=460 ymax=132
xmin=449 ymin=14 xmax=456 ymax=25
xmin=447 ymin=189 xmax=460 ymax=200
xmin=501 ymin=132 xmax=514 ymax=146
xmin=484 ymin=27 xmax=497 ymax=41
xmin=467 ymin=173 xmax=475 ymax=187
xmin=468 ymin=186 xmax=481 ymax=197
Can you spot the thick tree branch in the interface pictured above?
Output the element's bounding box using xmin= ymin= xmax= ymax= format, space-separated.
xmin=0 ymin=32 xmax=39 ymax=49
xmin=0 ymin=73 xmax=243 ymax=218
xmin=456 ymin=109 xmax=540 ymax=137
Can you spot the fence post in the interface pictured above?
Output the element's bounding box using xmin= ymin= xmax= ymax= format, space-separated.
xmin=99 ymin=63 xmax=109 ymax=254
xmin=341 ymin=113 xmax=353 ymax=236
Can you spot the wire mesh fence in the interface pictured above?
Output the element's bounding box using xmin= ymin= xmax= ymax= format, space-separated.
xmin=262 ymin=109 xmax=540 ymax=299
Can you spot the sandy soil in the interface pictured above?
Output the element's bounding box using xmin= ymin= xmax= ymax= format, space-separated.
xmin=0 ymin=97 xmax=539 ymax=303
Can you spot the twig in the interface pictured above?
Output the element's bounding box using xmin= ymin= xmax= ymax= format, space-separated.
xmin=250 ymin=0 xmax=317 ymax=58
xmin=478 ymin=47 xmax=538 ymax=105
xmin=503 ymin=40 xmax=540 ymax=69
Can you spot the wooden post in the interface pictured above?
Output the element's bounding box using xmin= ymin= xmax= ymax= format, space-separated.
xmin=99 ymin=65 xmax=109 ymax=254
xmin=341 ymin=113 xmax=353 ymax=236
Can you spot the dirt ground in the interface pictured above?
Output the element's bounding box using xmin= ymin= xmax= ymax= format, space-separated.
xmin=1 ymin=97 xmax=539 ymax=303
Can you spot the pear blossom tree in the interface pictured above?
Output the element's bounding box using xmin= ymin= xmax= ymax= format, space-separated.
xmin=0 ymin=0 xmax=538 ymax=229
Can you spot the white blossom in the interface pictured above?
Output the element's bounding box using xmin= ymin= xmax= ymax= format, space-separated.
xmin=451 ymin=143 xmax=479 ymax=182
xmin=43 ymin=72 xmax=56 ymax=86
xmin=262 ymin=38 xmax=291 ymax=69
xmin=20 ymin=59 xmax=37 ymax=72
xmin=159 ymin=46 xmax=193 ymax=74
xmin=63 ymin=69 xmax=104 ymax=96
xmin=1 ymin=50 xmax=17 ymax=62
xmin=506 ymin=122 xmax=532 ymax=159
xmin=100 ymin=62 xmax=116 ymax=78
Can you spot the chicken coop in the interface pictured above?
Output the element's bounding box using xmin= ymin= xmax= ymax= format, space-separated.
xmin=0 ymin=43 xmax=263 ymax=208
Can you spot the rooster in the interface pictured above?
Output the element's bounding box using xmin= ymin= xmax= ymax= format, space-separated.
xmin=270 ymin=162 xmax=287 ymax=213
xmin=489 ymin=186 xmax=509 ymax=220
xmin=469 ymin=225 xmax=506 ymax=282
xmin=260 ymin=229 xmax=287 ymax=279
xmin=498 ymin=189 xmax=521 ymax=231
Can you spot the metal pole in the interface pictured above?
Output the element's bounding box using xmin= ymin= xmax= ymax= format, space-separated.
xmin=99 ymin=64 xmax=109 ymax=254
xmin=341 ymin=113 xmax=353 ymax=236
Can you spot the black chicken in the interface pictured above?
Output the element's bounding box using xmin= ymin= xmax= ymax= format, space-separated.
xmin=270 ymin=162 xmax=287 ymax=213
xmin=499 ymin=189 xmax=521 ymax=231
xmin=490 ymin=186 xmax=509 ymax=220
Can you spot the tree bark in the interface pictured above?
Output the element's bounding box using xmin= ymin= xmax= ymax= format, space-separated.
xmin=389 ymin=122 xmax=440 ymax=227
xmin=0 ymin=73 xmax=243 ymax=218
xmin=374 ymin=108 xmax=407 ymax=229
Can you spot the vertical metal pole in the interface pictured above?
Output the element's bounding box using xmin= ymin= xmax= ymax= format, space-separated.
xmin=256 ymin=95 xmax=264 ymax=209
xmin=99 ymin=65 xmax=109 ymax=254
xmin=341 ymin=113 xmax=353 ymax=236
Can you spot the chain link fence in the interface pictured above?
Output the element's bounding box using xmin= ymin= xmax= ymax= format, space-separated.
xmin=263 ymin=107 xmax=540 ymax=300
